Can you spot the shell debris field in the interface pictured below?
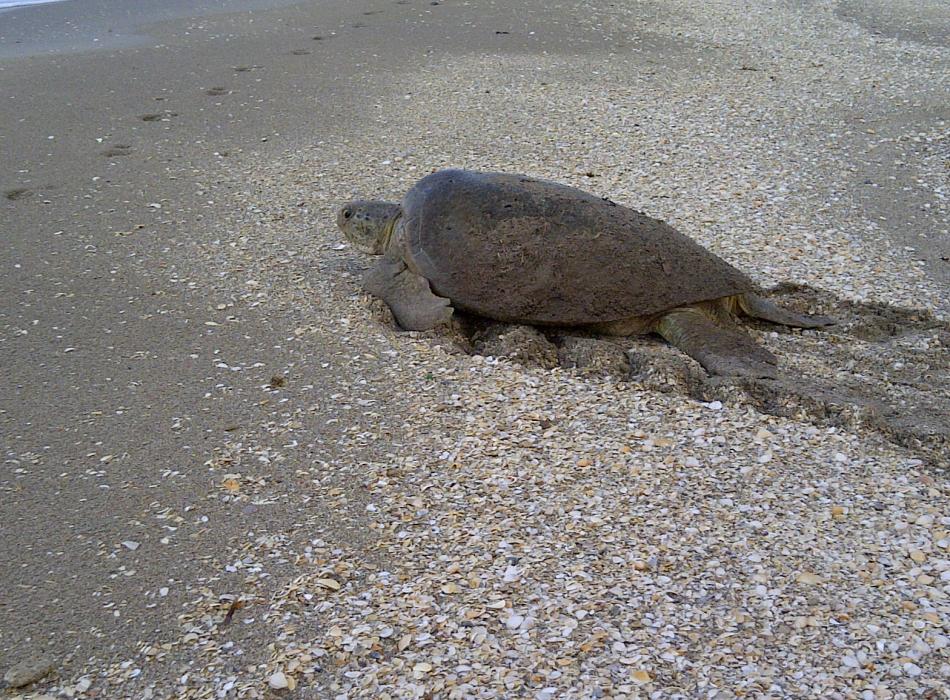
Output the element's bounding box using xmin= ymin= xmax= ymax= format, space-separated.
xmin=24 ymin=0 xmax=949 ymax=697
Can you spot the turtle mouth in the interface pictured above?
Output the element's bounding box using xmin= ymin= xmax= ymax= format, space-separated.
xmin=350 ymin=240 xmax=378 ymax=255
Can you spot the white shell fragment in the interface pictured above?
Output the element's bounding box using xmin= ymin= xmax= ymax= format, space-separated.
xmin=267 ymin=671 xmax=288 ymax=689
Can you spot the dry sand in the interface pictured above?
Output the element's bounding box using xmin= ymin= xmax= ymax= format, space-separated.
xmin=1 ymin=0 xmax=948 ymax=698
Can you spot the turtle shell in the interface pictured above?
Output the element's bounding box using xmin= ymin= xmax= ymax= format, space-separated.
xmin=396 ymin=169 xmax=755 ymax=325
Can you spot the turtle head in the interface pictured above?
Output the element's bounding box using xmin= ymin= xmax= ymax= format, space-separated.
xmin=336 ymin=200 xmax=401 ymax=255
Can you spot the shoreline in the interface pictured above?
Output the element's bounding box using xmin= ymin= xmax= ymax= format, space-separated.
xmin=0 ymin=0 xmax=68 ymax=12
xmin=0 ymin=0 xmax=311 ymax=59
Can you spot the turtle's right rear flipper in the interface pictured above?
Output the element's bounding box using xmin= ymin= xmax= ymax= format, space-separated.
xmin=657 ymin=308 xmax=778 ymax=379
xmin=739 ymin=293 xmax=834 ymax=329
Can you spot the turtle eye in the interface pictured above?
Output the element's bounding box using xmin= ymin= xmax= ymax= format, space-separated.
xmin=342 ymin=207 xmax=353 ymax=220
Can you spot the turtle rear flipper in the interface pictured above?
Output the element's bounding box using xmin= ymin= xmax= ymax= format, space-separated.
xmin=363 ymin=255 xmax=454 ymax=331
xmin=739 ymin=293 xmax=834 ymax=328
xmin=657 ymin=307 xmax=778 ymax=378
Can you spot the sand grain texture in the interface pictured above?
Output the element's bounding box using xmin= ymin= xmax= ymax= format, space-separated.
xmin=1 ymin=0 xmax=948 ymax=698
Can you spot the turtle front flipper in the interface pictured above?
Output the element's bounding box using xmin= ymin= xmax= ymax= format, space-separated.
xmin=739 ymin=293 xmax=834 ymax=328
xmin=363 ymin=255 xmax=453 ymax=331
xmin=656 ymin=307 xmax=778 ymax=378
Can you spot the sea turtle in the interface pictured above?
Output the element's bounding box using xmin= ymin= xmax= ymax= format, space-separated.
xmin=336 ymin=169 xmax=833 ymax=377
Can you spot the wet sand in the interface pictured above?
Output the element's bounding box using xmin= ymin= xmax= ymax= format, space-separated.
xmin=0 ymin=0 xmax=632 ymax=682
xmin=1 ymin=0 xmax=947 ymax=695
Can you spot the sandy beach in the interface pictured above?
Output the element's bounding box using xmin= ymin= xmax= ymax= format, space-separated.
xmin=1 ymin=0 xmax=948 ymax=697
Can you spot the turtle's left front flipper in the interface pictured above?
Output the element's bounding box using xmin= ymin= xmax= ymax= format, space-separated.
xmin=656 ymin=307 xmax=779 ymax=378
xmin=363 ymin=255 xmax=454 ymax=331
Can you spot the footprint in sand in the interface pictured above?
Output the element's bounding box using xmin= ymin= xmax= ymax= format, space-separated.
xmin=139 ymin=111 xmax=178 ymax=122
xmin=101 ymin=145 xmax=133 ymax=157
xmin=5 ymin=188 xmax=32 ymax=201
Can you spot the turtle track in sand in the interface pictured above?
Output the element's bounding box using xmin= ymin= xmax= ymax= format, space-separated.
xmin=363 ymin=285 xmax=950 ymax=469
